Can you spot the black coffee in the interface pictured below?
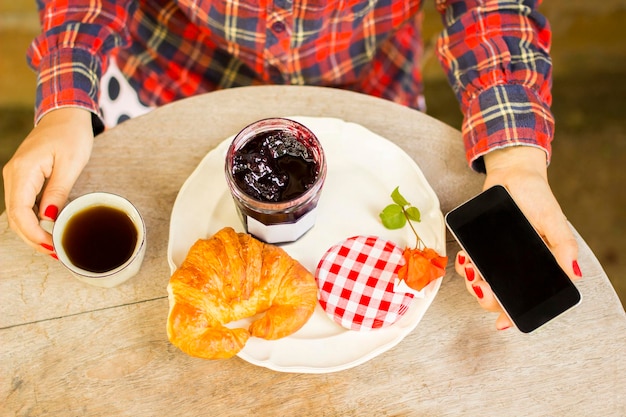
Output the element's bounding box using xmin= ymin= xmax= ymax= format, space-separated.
xmin=62 ymin=206 xmax=138 ymax=273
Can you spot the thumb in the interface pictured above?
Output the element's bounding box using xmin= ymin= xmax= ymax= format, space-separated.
xmin=530 ymin=194 xmax=582 ymax=282
xmin=38 ymin=180 xmax=72 ymax=223
xmin=543 ymin=216 xmax=581 ymax=281
xmin=37 ymin=109 xmax=95 ymax=223
xmin=38 ymin=152 xmax=91 ymax=223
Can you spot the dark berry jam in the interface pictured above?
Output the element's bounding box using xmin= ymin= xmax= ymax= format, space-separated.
xmin=225 ymin=118 xmax=326 ymax=243
xmin=231 ymin=130 xmax=319 ymax=203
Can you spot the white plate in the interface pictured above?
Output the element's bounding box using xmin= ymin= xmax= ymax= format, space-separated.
xmin=167 ymin=116 xmax=446 ymax=373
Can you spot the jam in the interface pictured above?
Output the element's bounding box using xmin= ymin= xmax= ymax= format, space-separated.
xmin=231 ymin=130 xmax=319 ymax=203
xmin=225 ymin=118 xmax=327 ymax=243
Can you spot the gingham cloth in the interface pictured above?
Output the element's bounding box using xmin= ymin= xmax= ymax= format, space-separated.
xmin=316 ymin=236 xmax=414 ymax=331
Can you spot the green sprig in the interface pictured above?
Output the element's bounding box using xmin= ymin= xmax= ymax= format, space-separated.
xmin=379 ymin=186 xmax=424 ymax=249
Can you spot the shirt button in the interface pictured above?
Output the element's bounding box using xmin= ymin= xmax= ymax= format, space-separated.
xmin=271 ymin=21 xmax=286 ymax=33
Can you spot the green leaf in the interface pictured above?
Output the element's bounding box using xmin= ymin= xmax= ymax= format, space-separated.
xmin=379 ymin=204 xmax=406 ymax=229
xmin=390 ymin=186 xmax=410 ymax=207
xmin=405 ymin=206 xmax=421 ymax=222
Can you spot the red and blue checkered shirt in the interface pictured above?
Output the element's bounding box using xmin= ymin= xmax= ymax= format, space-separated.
xmin=27 ymin=0 xmax=554 ymax=172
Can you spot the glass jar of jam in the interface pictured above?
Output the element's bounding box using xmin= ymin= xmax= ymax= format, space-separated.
xmin=225 ymin=118 xmax=327 ymax=243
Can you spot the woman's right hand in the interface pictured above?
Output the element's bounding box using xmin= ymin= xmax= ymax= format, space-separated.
xmin=3 ymin=107 xmax=94 ymax=255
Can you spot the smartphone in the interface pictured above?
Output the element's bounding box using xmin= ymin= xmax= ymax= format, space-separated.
xmin=445 ymin=185 xmax=581 ymax=333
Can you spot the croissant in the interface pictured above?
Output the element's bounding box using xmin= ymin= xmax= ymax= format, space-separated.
xmin=167 ymin=227 xmax=318 ymax=359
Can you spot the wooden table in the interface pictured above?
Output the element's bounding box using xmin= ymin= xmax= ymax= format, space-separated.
xmin=2 ymin=86 xmax=625 ymax=416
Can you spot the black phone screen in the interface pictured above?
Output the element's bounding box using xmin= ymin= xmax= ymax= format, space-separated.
xmin=445 ymin=185 xmax=581 ymax=333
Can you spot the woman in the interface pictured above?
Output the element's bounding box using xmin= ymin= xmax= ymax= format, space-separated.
xmin=3 ymin=0 xmax=582 ymax=330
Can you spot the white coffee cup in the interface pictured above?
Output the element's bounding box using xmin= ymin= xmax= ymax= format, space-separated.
xmin=45 ymin=192 xmax=146 ymax=288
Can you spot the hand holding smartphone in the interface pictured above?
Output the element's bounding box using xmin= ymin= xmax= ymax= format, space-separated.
xmin=445 ymin=185 xmax=581 ymax=333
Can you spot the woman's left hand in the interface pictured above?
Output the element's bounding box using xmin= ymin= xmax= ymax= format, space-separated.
xmin=455 ymin=146 xmax=583 ymax=330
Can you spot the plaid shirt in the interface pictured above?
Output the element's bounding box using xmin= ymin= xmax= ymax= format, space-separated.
xmin=28 ymin=0 xmax=554 ymax=172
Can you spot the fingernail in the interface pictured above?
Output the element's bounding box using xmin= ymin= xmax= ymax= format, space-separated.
xmin=465 ymin=266 xmax=475 ymax=282
xmin=50 ymin=253 xmax=58 ymax=260
xmin=44 ymin=205 xmax=59 ymax=220
xmin=458 ymin=254 xmax=466 ymax=265
xmin=572 ymin=260 xmax=582 ymax=278
xmin=498 ymin=325 xmax=511 ymax=331
xmin=40 ymin=243 xmax=54 ymax=251
xmin=472 ymin=285 xmax=483 ymax=299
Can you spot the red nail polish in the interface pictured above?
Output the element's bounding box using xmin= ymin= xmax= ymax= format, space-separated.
xmin=472 ymin=285 xmax=483 ymax=299
xmin=458 ymin=254 xmax=466 ymax=265
xmin=50 ymin=253 xmax=58 ymax=260
xmin=44 ymin=205 xmax=59 ymax=220
xmin=465 ymin=266 xmax=475 ymax=282
xmin=40 ymin=243 xmax=54 ymax=251
xmin=572 ymin=260 xmax=582 ymax=278
xmin=499 ymin=325 xmax=511 ymax=331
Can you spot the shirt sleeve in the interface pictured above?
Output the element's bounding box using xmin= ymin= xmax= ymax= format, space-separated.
xmin=26 ymin=0 xmax=135 ymax=129
xmin=435 ymin=0 xmax=554 ymax=172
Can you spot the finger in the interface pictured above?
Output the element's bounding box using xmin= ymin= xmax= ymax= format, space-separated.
xmin=37 ymin=141 xmax=91 ymax=226
xmin=495 ymin=313 xmax=514 ymax=331
xmin=6 ymin=205 xmax=54 ymax=254
xmin=456 ymin=252 xmax=514 ymax=330
xmin=454 ymin=250 xmax=468 ymax=276
xmin=541 ymin=214 xmax=582 ymax=281
xmin=455 ymin=252 xmax=482 ymax=293
xmin=37 ymin=174 xmax=73 ymax=226
xmin=3 ymin=156 xmax=54 ymax=254
xmin=455 ymin=251 xmax=479 ymax=286
xmin=464 ymin=266 xmax=501 ymax=313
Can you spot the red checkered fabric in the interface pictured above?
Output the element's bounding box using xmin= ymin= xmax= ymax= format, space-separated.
xmin=315 ymin=236 xmax=414 ymax=331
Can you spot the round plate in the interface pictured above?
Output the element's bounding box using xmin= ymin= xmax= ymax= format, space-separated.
xmin=167 ymin=116 xmax=446 ymax=373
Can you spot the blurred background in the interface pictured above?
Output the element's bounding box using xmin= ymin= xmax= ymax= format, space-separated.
xmin=1 ymin=1 xmax=624 ymax=307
